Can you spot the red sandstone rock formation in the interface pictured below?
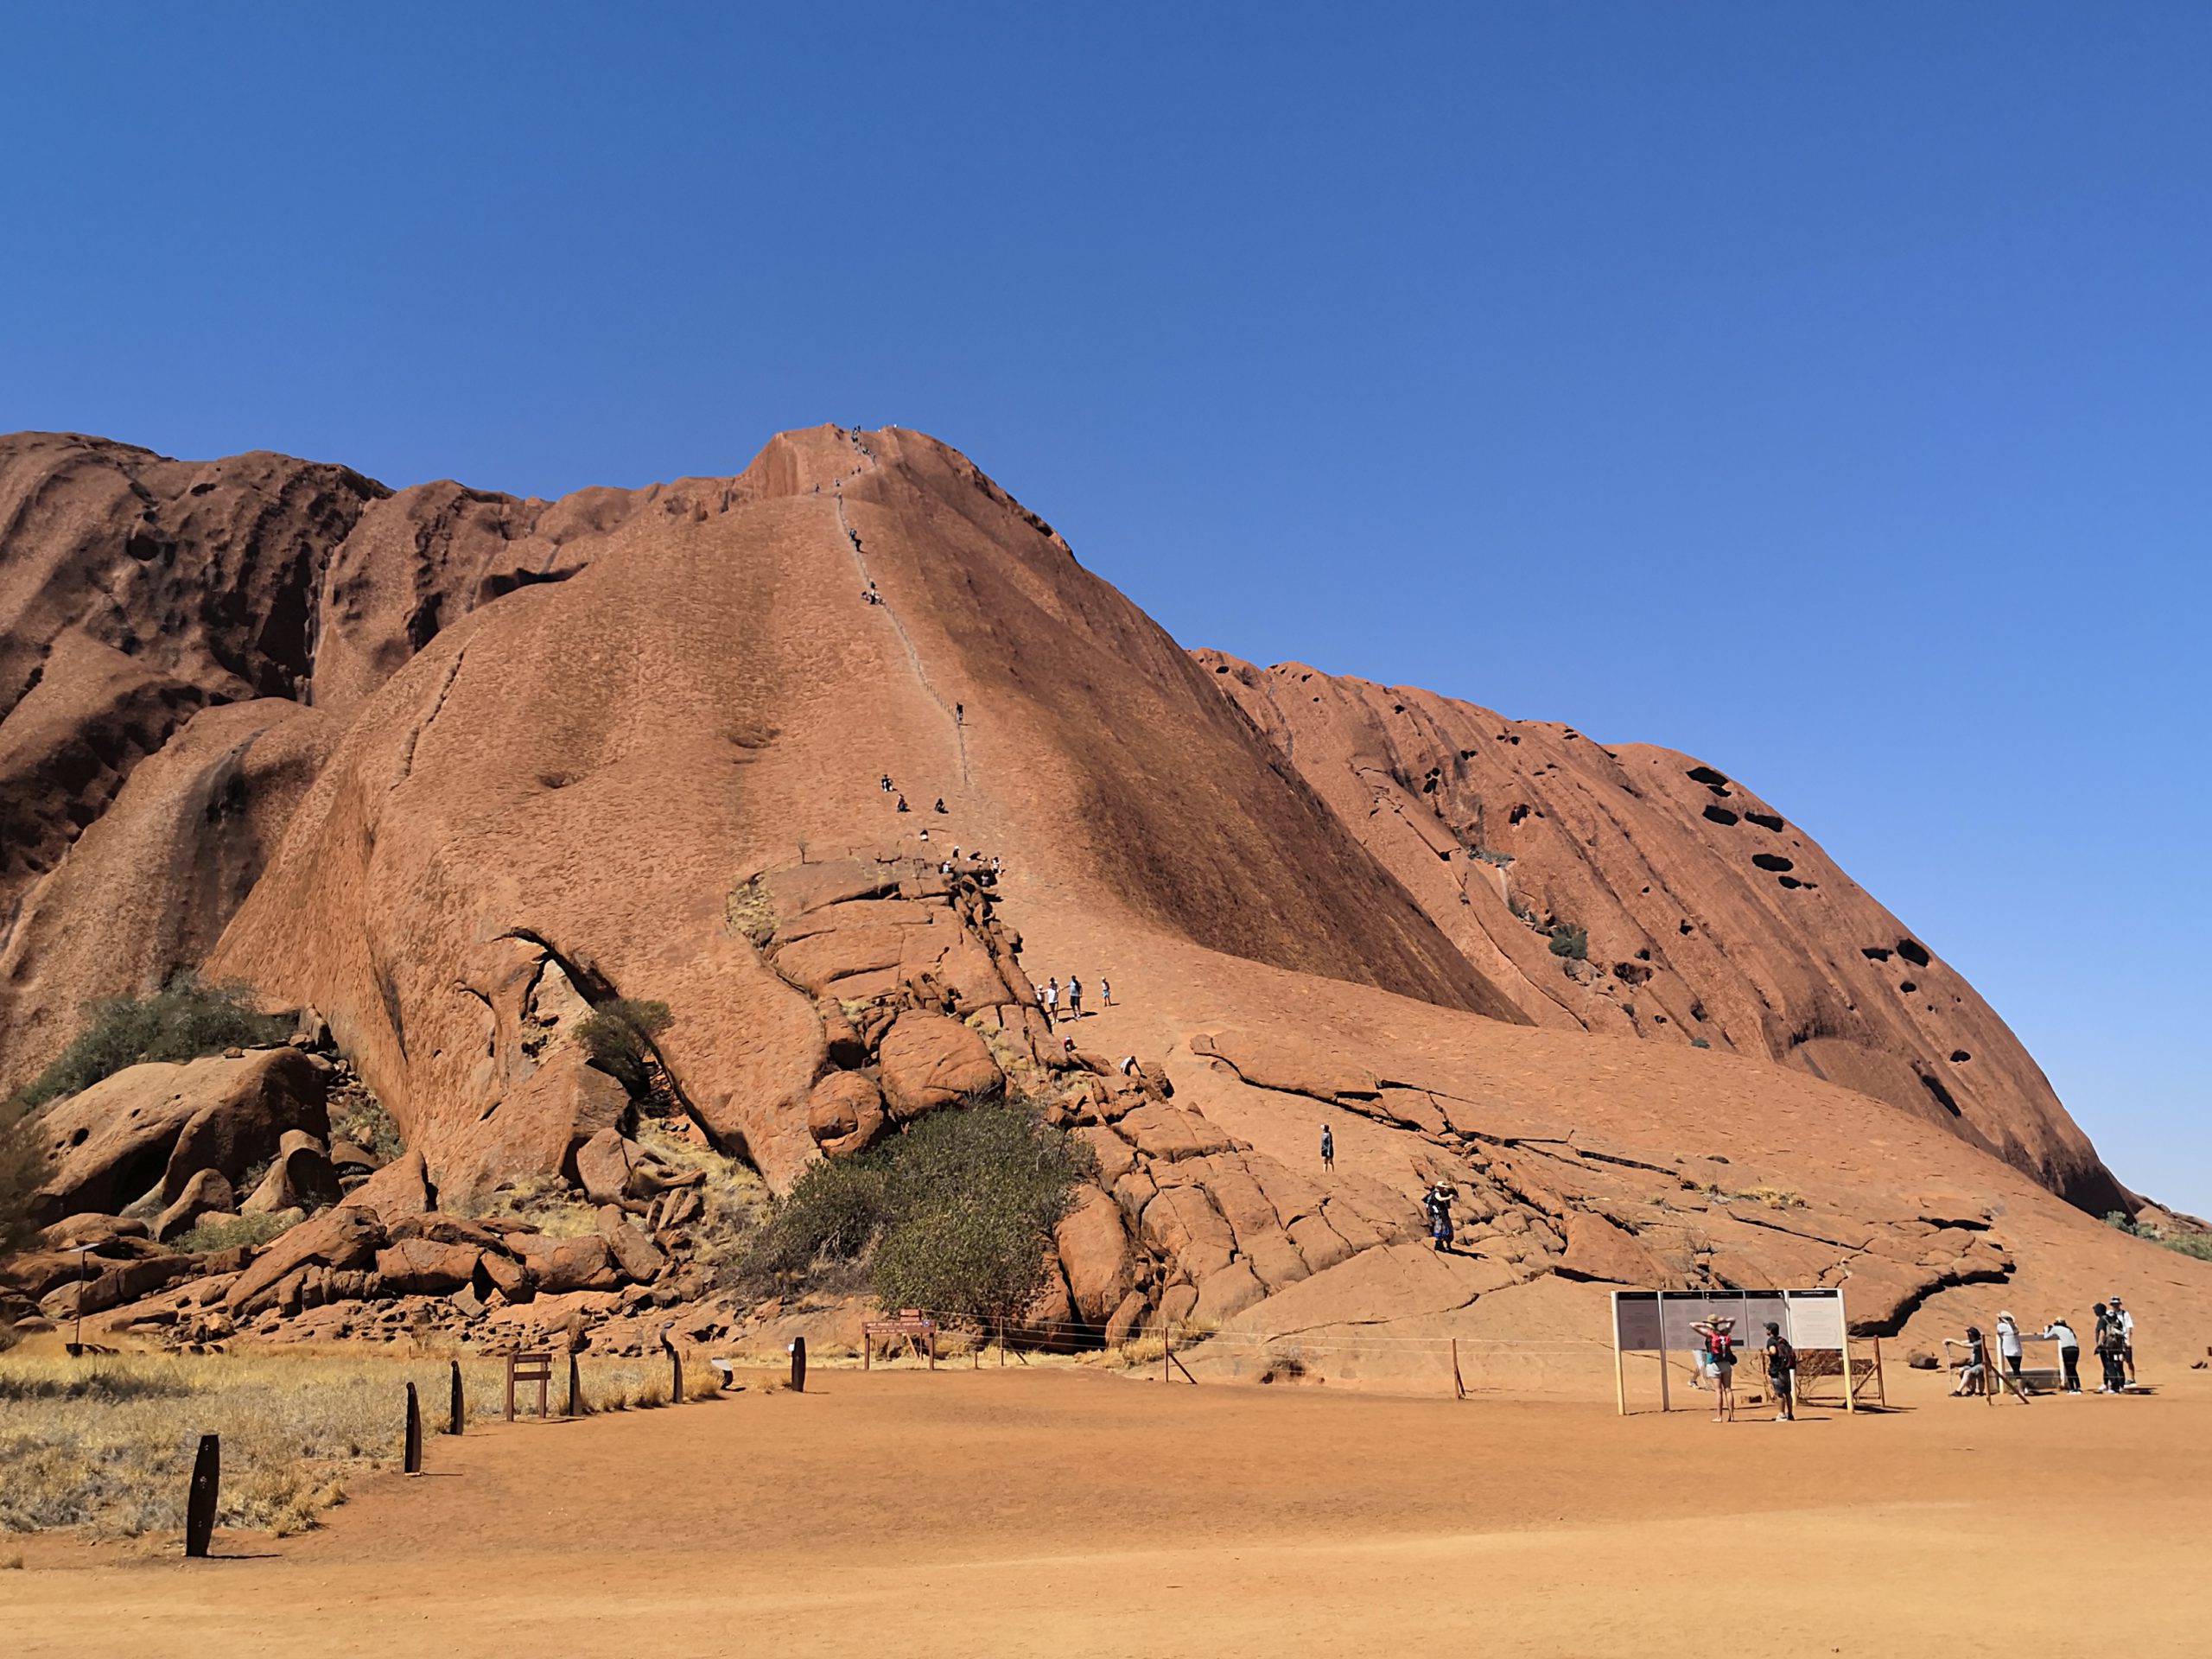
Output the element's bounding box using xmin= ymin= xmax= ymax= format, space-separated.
xmin=3 ymin=422 xmax=2200 ymax=1363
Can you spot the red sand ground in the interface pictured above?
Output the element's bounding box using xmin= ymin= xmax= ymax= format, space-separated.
xmin=7 ymin=1363 xmax=2206 ymax=1657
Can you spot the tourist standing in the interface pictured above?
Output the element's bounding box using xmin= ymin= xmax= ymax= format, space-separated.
xmin=2041 ymin=1317 xmax=2082 ymax=1393
xmin=1995 ymin=1313 xmax=2024 ymax=1383
xmin=1319 ymin=1123 xmax=1334 ymax=1173
xmin=1067 ymin=976 xmax=1083 ymax=1020
xmin=1422 ymin=1182 xmax=1455 ymax=1253
xmin=2110 ymin=1295 xmax=2136 ymax=1383
xmin=2094 ymin=1303 xmax=2127 ymax=1393
xmin=1764 ymin=1321 xmax=1796 ymax=1421
xmin=1694 ymin=1317 xmax=1738 ymax=1421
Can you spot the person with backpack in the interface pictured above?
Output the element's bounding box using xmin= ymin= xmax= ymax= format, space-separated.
xmin=2041 ymin=1317 xmax=2082 ymax=1393
xmin=1319 ymin=1123 xmax=1334 ymax=1173
xmin=2093 ymin=1302 xmax=2128 ymax=1393
xmin=1694 ymin=1317 xmax=1738 ymax=1421
xmin=1764 ymin=1321 xmax=1796 ymax=1421
xmin=2108 ymin=1294 xmax=2136 ymax=1383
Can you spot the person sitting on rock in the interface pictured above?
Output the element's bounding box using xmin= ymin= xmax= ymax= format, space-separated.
xmin=896 ymin=794 xmax=909 ymax=812
xmin=880 ymin=773 xmax=893 ymax=792
xmin=933 ymin=798 xmax=947 ymax=814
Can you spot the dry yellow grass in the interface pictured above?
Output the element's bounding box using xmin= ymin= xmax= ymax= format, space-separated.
xmin=0 ymin=1346 xmax=696 ymax=1537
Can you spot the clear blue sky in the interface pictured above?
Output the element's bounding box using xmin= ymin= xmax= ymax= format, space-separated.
xmin=3 ymin=6 xmax=2205 ymax=1211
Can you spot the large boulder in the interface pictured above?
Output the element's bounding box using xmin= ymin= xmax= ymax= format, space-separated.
xmin=25 ymin=1049 xmax=325 ymax=1225
xmin=161 ymin=1049 xmax=331 ymax=1200
xmin=806 ymin=1071 xmax=886 ymax=1154
xmin=374 ymin=1236 xmax=483 ymax=1296
xmin=508 ymin=1232 xmax=621 ymax=1294
xmin=155 ymin=1168 xmax=237 ymax=1243
xmin=226 ymin=1205 xmax=385 ymax=1316
xmin=876 ymin=1013 xmax=1001 ymax=1122
xmin=240 ymin=1130 xmax=342 ymax=1215
xmin=596 ymin=1205 xmax=667 ymax=1283
xmin=34 ymin=1213 xmax=151 ymax=1251
xmin=1554 ymin=1211 xmax=1669 ymax=1287
xmin=1053 ymin=1185 xmax=1135 ymax=1323
xmin=573 ymin=1128 xmax=647 ymax=1209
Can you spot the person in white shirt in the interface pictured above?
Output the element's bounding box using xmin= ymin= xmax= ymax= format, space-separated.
xmin=1995 ymin=1313 xmax=2024 ymax=1383
xmin=2108 ymin=1295 xmax=2136 ymax=1383
xmin=2040 ymin=1318 xmax=2081 ymax=1393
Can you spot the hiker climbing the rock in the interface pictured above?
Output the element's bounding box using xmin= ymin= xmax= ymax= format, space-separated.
xmin=896 ymin=794 xmax=910 ymax=812
xmin=933 ymin=798 xmax=947 ymax=814
xmin=1066 ymin=976 xmax=1083 ymax=1019
xmin=956 ymin=701 xmax=964 ymax=724
xmin=1119 ymin=1055 xmax=1140 ymax=1076
xmin=880 ymin=773 xmax=893 ymax=792
xmin=1422 ymin=1181 xmax=1456 ymax=1253
xmin=1319 ymin=1122 xmax=1334 ymax=1173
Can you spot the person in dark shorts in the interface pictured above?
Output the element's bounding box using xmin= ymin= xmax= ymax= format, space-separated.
xmin=1319 ymin=1123 xmax=1334 ymax=1173
xmin=1422 ymin=1182 xmax=1455 ymax=1253
xmin=2093 ymin=1303 xmax=2127 ymax=1393
xmin=1764 ymin=1321 xmax=1796 ymax=1421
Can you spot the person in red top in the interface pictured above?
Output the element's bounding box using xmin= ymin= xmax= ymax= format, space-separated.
xmin=1693 ymin=1316 xmax=1738 ymax=1421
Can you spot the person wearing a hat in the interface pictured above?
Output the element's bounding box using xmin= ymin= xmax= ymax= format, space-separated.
xmin=1994 ymin=1313 xmax=2024 ymax=1384
xmin=1421 ymin=1182 xmax=1457 ymax=1254
xmin=1763 ymin=1320 xmax=1796 ymax=1421
xmin=1693 ymin=1316 xmax=1738 ymax=1421
xmin=2093 ymin=1302 xmax=2128 ymax=1393
xmin=2109 ymin=1295 xmax=2136 ymax=1383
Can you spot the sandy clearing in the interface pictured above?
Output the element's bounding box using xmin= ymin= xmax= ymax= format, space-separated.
xmin=6 ymin=1363 xmax=2206 ymax=1657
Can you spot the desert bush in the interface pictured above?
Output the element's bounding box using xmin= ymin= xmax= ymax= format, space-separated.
xmin=732 ymin=1098 xmax=1092 ymax=1325
xmin=329 ymin=1083 xmax=403 ymax=1164
xmin=1470 ymin=848 xmax=1514 ymax=868
xmin=176 ymin=1209 xmax=302 ymax=1255
xmin=1548 ymin=924 xmax=1589 ymax=961
xmin=12 ymin=975 xmax=292 ymax=1111
xmin=1688 ymin=1036 xmax=1711 ymax=1049
xmin=572 ymin=997 xmax=674 ymax=1096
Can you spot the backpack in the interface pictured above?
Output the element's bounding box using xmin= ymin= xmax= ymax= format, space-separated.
xmin=1705 ymin=1330 xmax=1732 ymax=1361
xmin=1770 ymin=1338 xmax=1796 ymax=1370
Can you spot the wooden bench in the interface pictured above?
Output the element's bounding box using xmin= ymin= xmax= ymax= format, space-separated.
xmin=861 ymin=1309 xmax=938 ymax=1370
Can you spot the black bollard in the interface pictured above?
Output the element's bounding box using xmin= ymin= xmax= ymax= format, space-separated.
xmin=447 ymin=1359 xmax=464 ymax=1436
xmin=404 ymin=1382 xmax=423 ymax=1474
xmin=184 ymin=1433 xmax=219 ymax=1559
xmin=791 ymin=1336 xmax=807 ymax=1394
xmin=568 ymin=1353 xmax=586 ymax=1417
xmin=662 ymin=1330 xmax=683 ymax=1404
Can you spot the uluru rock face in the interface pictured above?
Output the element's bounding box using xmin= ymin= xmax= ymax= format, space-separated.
xmin=3 ymin=422 xmax=2196 ymax=1363
xmin=1190 ymin=655 xmax=2126 ymax=1216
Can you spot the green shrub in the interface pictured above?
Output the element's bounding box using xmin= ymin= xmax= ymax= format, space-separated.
xmin=12 ymin=975 xmax=291 ymax=1111
xmin=732 ymin=1097 xmax=1093 ymax=1325
xmin=1548 ymin=925 xmax=1589 ymax=961
xmin=1470 ymin=848 xmax=1514 ymax=868
xmin=1688 ymin=1036 xmax=1711 ymax=1049
xmin=572 ymin=998 xmax=674 ymax=1096
xmin=2156 ymin=1233 xmax=2212 ymax=1262
xmin=329 ymin=1084 xmax=402 ymax=1164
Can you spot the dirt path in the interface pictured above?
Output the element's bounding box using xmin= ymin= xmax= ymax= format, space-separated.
xmin=8 ymin=1365 xmax=2207 ymax=1656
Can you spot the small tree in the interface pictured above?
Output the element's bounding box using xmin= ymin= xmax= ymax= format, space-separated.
xmin=12 ymin=974 xmax=293 ymax=1110
xmin=1548 ymin=924 xmax=1589 ymax=961
xmin=572 ymin=998 xmax=674 ymax=1096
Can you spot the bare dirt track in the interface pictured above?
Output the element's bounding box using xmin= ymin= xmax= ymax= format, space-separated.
xmin=6 ymin=1363 xmax=2207 ymax=1658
